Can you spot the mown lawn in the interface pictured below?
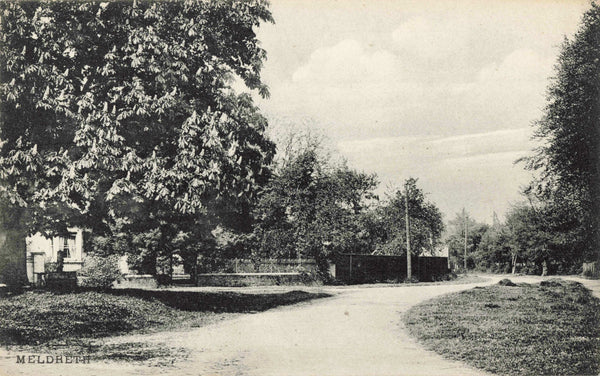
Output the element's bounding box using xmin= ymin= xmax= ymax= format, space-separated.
xmin=0 ymin=289 xmax=329 ymax=364
xmin=404 ymin=279 xmax=600 ymax=376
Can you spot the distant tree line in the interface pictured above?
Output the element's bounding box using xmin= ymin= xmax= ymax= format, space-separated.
xmin=446 ymin=204 xmax=583 ymax=276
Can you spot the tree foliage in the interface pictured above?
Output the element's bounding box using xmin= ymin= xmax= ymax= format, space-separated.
xmin=251 ymin=148 xmax=378 ymax=276
xmin=456 ymin=200 xmax=585 ymax=275
xmin=472 ymin=223 xmax=513 ymax=273
xmin=375 ymin=179 xmax=444 ymax=257
xmin=0 ymin=1 xmax=275 ymax=277
xmin=522 ymin=3 xmax=600 ymax=263
xmin=444 ymin=209 xmax=486 ymax=270
xmin=0 ymin=0 xmax=274 ymax=226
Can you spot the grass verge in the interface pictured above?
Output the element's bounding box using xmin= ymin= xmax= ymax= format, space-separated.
xmin=404 ymin=278 xmax=600 ymax=376
xmin=0 ymin=289 xmax=329 ymax=364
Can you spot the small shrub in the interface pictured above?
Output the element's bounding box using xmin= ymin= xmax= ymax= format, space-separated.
xmin=44 ymin=262 xmax=58 ymax=273
xmin=571 ymin=264 xmax=584 ymax=275
xmin=523 ymin=263 xmax=541 ymax=275
xmin=78 ymin=255 xmax=122 ymax=289
xmin=498 ymin=278 xmax=516 ymax=286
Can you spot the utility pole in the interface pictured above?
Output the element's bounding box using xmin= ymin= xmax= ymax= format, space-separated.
xmin=405 ymin=181 xmax=411 ymax=281
xmin=463 ymin=208 xmax=468 ymax=271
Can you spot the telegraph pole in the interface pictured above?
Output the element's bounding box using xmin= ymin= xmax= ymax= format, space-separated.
xmin=463 ymin=208 xmax=468 ymax=271
xmin=405 ymin=181 xmax=411 ymax=280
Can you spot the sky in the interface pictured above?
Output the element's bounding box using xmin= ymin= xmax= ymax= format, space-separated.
xmin=248 ymin=0 xmax=590 ymax=223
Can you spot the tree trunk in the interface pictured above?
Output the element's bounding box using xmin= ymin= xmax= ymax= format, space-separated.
xmin=0 ymin=228 xmax=28 ymax=289
xmin=511 ymin=254 xmax=517 ymax=274
xmin=541 ymin=260 xmax=548 ymax=276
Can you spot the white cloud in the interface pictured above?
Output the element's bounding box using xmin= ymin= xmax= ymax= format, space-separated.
xmin=337 ymin=128 xmax=536 ymax=174
xmin=291 ymin=39 xmax=398 ymax=87
xmin=446 ymin=48 xmax=555 ymax=132
xmin=261 ymin=41 xmax=553 ymax=141
xmin=336 ymin=128 xmax=537 ymax=221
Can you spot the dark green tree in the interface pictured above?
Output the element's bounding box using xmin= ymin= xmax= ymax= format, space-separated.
xmin=522 ymin=3 xmax=600 ymax=264
xmin=504 ymin=202 xmax=554 ymax=275
xmin=473 ymin=222 xmax=514 ymax=273
xmin=504 ymin=197 xmax=585 ymax=275
xmin=0 ymin=1 xmax=275 ymax=283
xmin=376 ymin=178 xmax=444 ymax=257
xmin=251 ymin=149 xmax=378 ymax=277
xmin=444 ymin=210 xmax=486 ymax=271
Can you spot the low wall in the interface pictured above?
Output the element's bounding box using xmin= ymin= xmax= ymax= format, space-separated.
xmin=196 ymin=272 xmax=315 ymax=287
xmin=221 ymin=259 xmax=318 ymax=273
xmin=113 ymin=274 xmax=157 ymax=289
xmin=46 ymin=272 xmax=77 ymax=290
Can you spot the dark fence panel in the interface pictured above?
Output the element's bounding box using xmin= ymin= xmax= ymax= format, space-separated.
xmin=417 ymin=256 xmax=450 ymax=282
xmin=333 ymin=254 xmax=449 ymax=284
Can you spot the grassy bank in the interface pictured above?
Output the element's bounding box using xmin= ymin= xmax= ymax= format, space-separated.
xmin=0 ymin=289 xmax=329 ymax=363
xmin=404 ymin=279 xmax=600 ymax=376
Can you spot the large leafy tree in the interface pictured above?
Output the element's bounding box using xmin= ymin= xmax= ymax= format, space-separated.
xmin=0 ymin=1 xmax=275 ymax=284
xmin=504 ymin=198 xmax=585 ymax=275
xmin=504 ymin=202 xmax=555 ymax=275
xmin=472 ymin=223 xmax=514 ymax=273
xmin=523 ymin=3 xmax=600 ymax=263
xmin=443 ymin=209 xmax=485 ymax=270
xmin=251 ymin=149 xmax=378 ymax=276
xmin=375 ymin=178 xmax=444 ymax=257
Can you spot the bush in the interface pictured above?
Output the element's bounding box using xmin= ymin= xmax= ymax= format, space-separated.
xmin=155 ymin=274 xmax=171 ymax=286
xmin=78 ymin=255 xmax=122 ymax=289
xmin=44 ymin=262 xmax=58 ymax=273
xmin=498 ymin=278 xmax=516 ymax=286
xmin=523 ymin=263 xmax=541 ymax=275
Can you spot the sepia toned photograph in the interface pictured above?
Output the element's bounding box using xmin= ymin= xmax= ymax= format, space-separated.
xmin=0 ymin=0 xmax=598 ymax=375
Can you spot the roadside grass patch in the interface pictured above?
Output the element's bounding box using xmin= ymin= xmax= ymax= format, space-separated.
xmin=404 ymin=279 xmax=600 ymax=376
xmin=0 ymin=289 xmax=329 ymax=363
xmin=0 ymin=291 xmax=220 ymax=345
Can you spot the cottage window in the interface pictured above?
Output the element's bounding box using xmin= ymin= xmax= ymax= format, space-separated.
xmin=59 ymin=232 xmax=77 ymax=259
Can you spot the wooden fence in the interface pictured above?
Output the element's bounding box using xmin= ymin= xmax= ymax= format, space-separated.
xmin=333 ymin=254 xmax=449 ymax=283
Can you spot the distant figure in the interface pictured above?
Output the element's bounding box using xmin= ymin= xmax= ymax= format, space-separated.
xmin=56 ymin=249 xmax=66 ymax=273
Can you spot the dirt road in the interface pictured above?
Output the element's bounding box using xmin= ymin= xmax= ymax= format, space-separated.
xmin=1 ymin=275 xmax=597 ymax=376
